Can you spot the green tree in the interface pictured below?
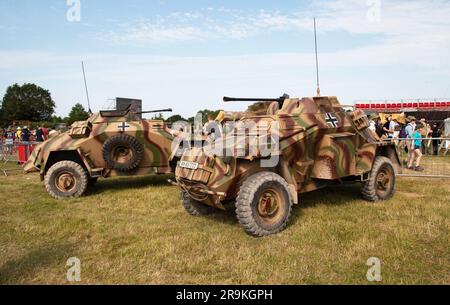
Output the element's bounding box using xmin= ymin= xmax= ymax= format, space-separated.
xmin=66 ymin=103 xmax=90 ymax=125
xmin=185 ymin=110 xmax=221 ymax=124
xmin=1 ymin=83 xmax=55 ymax=124
xmin=197 ymin=109 xmax=222 ymax=124
xmin=0 ymin=104 xmax=4 ymax=127
xmin=50 ymin=115 xmax=64 ymax=123
xmin=151 ymin=113 xmax=164 ymax=120
xmin=166 ymin=114 xmax=186 ymax=123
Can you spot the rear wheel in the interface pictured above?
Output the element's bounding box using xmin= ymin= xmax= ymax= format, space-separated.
xmin=362 ymin=156 xmax=395 ymax=201
xmin=45 ymin=161 xmax=88 ymax=199
xmin=235 ymin=172 xmax=293 ymax=237
xmin=181 ymin=191 xmax=215 ymax=216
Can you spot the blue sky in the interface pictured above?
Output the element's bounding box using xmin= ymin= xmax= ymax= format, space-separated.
xmin=1 ymin=0 xmax=449 ymax=118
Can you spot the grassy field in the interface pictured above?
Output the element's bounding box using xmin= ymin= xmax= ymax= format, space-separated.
xmin=0 ymin=164 xmax=449 ymax=284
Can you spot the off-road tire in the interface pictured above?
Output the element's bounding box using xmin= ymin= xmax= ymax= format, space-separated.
xmin=362 ymin=156 xmax=396 ymax=201
xmin=45 ymin=161 xmax=88 ymax=199
xmin=181 ymin=191 xmax=215 ymax=216
xmin=102 ymin=134 xmax=144 ymax=172
xmin=235 ymin=172 xmax=293 ymax=237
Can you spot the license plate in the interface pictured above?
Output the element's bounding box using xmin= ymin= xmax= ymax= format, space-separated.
xmin=179 ymin=161 xmax=199 ymax=170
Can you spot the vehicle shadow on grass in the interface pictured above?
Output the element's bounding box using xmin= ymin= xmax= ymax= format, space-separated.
xmin=202 ymin=183 xmax=363 ymax=228
xmin=0 ymin=242 xmax=77 ymax=284
xmin=85 ymin=174 xmax=174 ymax=196
xmin=289 ymin=183 xmax=363 ymax=226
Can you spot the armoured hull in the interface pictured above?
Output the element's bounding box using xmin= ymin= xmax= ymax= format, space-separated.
xmin=25 ymin=109 xmax=177 ymax=199
xmin=175 ymin=96 xmax=401 ymax=236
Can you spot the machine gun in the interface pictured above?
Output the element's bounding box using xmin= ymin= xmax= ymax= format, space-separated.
xmin=135 ymin=108 xmax=173 ymax=115
xmin=223 ymin=94 xmax=290 ymax=109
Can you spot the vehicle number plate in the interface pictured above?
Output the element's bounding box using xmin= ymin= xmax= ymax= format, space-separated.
xmin=179 ymin=161 xmax=199 ymax=170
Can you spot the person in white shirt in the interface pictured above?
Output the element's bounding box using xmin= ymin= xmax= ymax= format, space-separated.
xmin=368 ymin=113 xmax=382 ymax=141
xmin=388 ymin=118 xmax=399 ymax=138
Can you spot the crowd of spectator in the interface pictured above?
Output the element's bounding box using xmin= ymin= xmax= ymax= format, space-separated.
xmin=367 ymin=114 xmax=447 ymax=171
xmin=0 ymin=125 xmax=52 ymax=145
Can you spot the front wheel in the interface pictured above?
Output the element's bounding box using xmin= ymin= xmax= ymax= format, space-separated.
xmin=181 ymin=191 xmax=215 ymax=216
xmin=44 ymin=161 xmax=88 ymax=199
xmin=235 ymin=172 xmax=293 ymax=237
xmin=362 ymin=156 xmax=396 ymax=201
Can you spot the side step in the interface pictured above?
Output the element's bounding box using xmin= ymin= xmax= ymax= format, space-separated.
xmin=90 ymin=168 xmax=104 ymax=178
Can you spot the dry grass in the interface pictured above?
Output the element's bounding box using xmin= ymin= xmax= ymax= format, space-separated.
xmin=0 ymin=164 xmax=449 ymax=284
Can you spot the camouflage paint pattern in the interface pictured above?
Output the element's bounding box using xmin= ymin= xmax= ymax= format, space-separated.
xmin=175 ymin=96 xmax=401 ymax=209
xmin=24 ymin=110 xmax=176 ymax=180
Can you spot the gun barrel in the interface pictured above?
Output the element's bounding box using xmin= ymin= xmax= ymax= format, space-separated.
xmin=223 ymin=97 xmax=284 ymax=102
xmin=137 ymin=108 xmax=173 ymax=114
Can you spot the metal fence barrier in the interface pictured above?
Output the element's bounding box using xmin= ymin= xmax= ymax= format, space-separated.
xmin=396 ymin=137 xmax=450 ymax=178
xmin=0 ymin=142 xmax=38 ymax=176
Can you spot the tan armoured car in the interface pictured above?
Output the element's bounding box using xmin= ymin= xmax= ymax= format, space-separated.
xmin=173 ymin=95 xmax=401 ymax=237
xmin=24 ymin=108 xmax=178 ymax=199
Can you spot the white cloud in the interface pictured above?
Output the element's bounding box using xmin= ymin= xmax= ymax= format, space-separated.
xmin=101 ymin=0 xmax=450 ymax=68
xmin=103 ymin=8 xmax=313 ymax=43
xmin=101 ymin=0 xmax=450 ymax=70
xmin=108 ymin=24 xmax=206 ymax=43
xmin=2 ymin=0 xmax=450 ymax=117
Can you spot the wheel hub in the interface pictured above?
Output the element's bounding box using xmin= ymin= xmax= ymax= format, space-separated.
xmin=56 ymin=172 xmax=76 ymax=192
xmin=375 ymin=167 xmax=393 ymax=197
xmin=257 ymin=190 xmax=280 ymax=218
xmin=376 ymin=170 xmax=390 ymax=190
xmin=112 ymin=146 xmax=133 ymax=164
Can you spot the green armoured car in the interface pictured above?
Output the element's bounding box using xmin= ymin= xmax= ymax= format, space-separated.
xmin=172 ymin=95 xmax=401 ymax=237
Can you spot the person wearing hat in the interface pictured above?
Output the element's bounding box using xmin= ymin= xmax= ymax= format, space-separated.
xmin=382 ymin=115 xmax=392 ymax=138
xmin=368 ymin=113 xmax=383 ymax=140
xmin=21 ymin=126 xmax=30 ymax=143
xmin=389 ymin=117 xmax=399 ymax=139
xmin=16 ymin=127 xmax=22 ymax=143
xmin=368 ymin=113 xmax=378 ymax=132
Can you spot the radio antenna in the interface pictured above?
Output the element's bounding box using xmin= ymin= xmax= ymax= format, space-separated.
xmin=314 ymin=17 xmax=321 ymax=97
xmin=81 ymin=61 xmax=93 ymax=114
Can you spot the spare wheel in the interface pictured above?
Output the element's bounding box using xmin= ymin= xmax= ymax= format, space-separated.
xmin=102 ymin=134 xmax=144 ymax=172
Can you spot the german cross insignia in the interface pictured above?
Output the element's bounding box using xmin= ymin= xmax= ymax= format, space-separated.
xmin=324 ymin=113 xmax=339 ymax=128
xmin=118 ymin=122 xmax=130 ymax=132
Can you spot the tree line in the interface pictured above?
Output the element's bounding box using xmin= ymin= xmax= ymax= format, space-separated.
xmin=0 ymin=83 xmax=221 ymax=128
xmin=0 ymin=83 xmax=90 ymax=128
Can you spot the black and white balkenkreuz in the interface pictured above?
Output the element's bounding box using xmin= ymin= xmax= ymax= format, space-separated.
xmin=118 ymin=122 xmax=130 ymax=132
xmin=324 ymin=113 xmax=339 ymax=128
